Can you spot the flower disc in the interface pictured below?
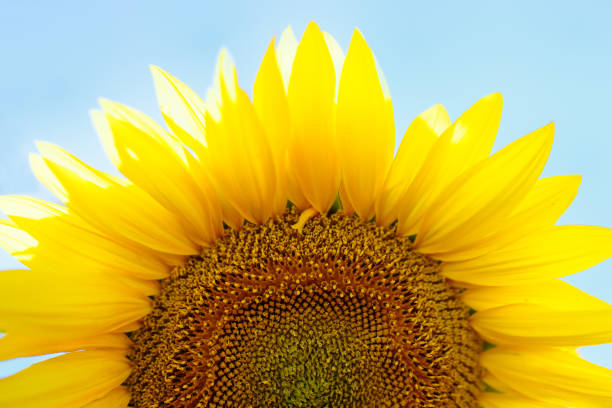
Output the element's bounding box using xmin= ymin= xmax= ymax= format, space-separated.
xmin=127 ymin=211 xmax=482 ymax=407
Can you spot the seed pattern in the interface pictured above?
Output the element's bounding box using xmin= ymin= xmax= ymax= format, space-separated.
xmin=127 ymin=210 xmax=483 ymax=407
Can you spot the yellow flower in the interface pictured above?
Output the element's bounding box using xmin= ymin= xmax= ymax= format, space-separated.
xmin=1 ymin=21 xmax=612 ymax=407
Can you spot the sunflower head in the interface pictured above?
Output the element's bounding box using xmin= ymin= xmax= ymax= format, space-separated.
xmin=1 ymin=20 xmax=612 ymax=408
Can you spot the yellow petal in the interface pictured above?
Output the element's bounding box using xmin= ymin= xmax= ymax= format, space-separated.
xmin=375 ymin=104 xmax=450 ymax=226
xmin=97 ymin=100 xmax=223 ymax=245
xmin=83 ymin=386 xmax=131 ymax=408
xmin=35 ymin=143 xmax=199 ymax=255
xmin=511 ymin=174 xmax=580 ymax=228
xmin=443 ymin=225 xmax=612 ymax=286
xmin=253 ymin=39 xmax=291 ymax=215
xmin=0 ymin=333 xmax=130 ymax=361
xmin=0 ymin=351 xmax=130 ymax=408
xmin=463 ymin=279 xmax=611 ymax=312
xmin=481 ymin=347 xmax=612 ymax=407
xmin=204 ymin=51 xmax=277 ymax=224
xmin=285 ymin=159 xmax=311 ymax=211
xmin=0 ymin=270 xmax=151 ymax=339
xmin=337 ymin=29 xmax=394 ymax=220
xmin=150 ymin=67 xmax=244 ymax=229
xmin=218 ymin=194 xmax=244 ymax=230
xmin=0 ymin=214 xmax=160 ymax=296
xmin=286 ymin=21 xmax=339 ymax=214
xmin=417 ymin=122 xmax=554 ymax=254
xmin=82 ymin=387 xmax=130 ymax=408
xmin=149 ymin=65 xmax=208 ymax=157
xmin=0 ymin=219 xmax=36 ymax=256
xmin=28 ymin=153 xmax=68 ymax=202
xmin=437 ymin=174 xmax=581 ymax=262
xmin=397 ymin=93 xmax=503 ymax=236
xmin=323 ymin=31 xmax=345 ymax=90
xmin=479 ymin=392 xmax=563 ymax=408
xmin=276 ymin=25 xmax=298 ymax=91
xmin=482 ymin=372 xmax=515 ymax=394
xmin=0 ymin=196 xmax=169 ymax=280
xmin=339 ymin=182 xmax=355 ymax=215
xmin=471 ymin=303 xmax=612 ymax=347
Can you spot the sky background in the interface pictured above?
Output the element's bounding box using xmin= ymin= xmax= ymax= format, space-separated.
xmin=1 ymin=0 xmax=611 ymax=378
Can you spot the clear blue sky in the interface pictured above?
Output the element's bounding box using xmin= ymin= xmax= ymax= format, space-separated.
xmin=1 ymin=0 xmax=611 ymax=377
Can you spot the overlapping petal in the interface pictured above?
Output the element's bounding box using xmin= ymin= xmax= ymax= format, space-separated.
xmin=397 ymin=93 xmax=503 ymax=236
xmin=479 ymin=392 xmax=563 ymax=408
xmin=481 ymin=347 xmax=612 ymax=407
xmin=472 ymin=303 xmax=612 ymax=347
xmin=0 ymin=333 xmax=130 ymax=361
xmin=33 ymin=142 xmax=199 ymax=256
xmin=438 ymin=174 xmax=581 ymax=262
xmin=253 ymin=39 xmax=291 ymax=215
xmin=416 ymin=122 xmax=554 ymax=254
xmin=375 ymin=104 xmax=450 ymax=226
xmin=337 ymin=29 xmax=394 ymax=220
xmin=150 ymin=66 xmax=245 ymax=229
xmin=0 ymin=270 xmax=151 ymax=339
xmin=0 ymin=351 xmax=130 ymax=408
xmin=286 ymin=21 xmax=339 ymax=213
xmin=149 ymin=66 xmax=208 ymax=157
xmin=463 ymin=279 xmax=611 ymax=312
xmin=0 ymin=219 xmax=35 ymax=257
xmin=94 ymin=100 xmax=223 ymax=245
xmin=443 ymin=225 xmax=612 ymax=285
xmin=0 ymin=196 xmax=168 ymax=280
xmin=275 ymin=26 xmax=298 ymax=91
xmin=197 ymin=51 xmax=277 ymax=224
xmin=82 ymin=386 xmax=131 ymax=408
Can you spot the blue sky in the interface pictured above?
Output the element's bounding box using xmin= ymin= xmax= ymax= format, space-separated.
xmin=1 ymin=0 xmax=611 ymax=377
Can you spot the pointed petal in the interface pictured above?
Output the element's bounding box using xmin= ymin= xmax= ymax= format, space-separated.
xmin=510 ymin=174 xmax=580 ymax=229
xmin=397 ymin=93 xmax=503 ymax=236
xmin=0 ymin=351 xmax=130 ymax=408
xmin=149 ymin=65 xmax=208 ymax=157
xmin=204 ymin=51 xmax=277 ymax=224
xmin=35 ymin=143 xmax=198 ymax=255
xmin=286 ymin=21 xmax=339 ymax=214
xmin=437 ymin=174 xmax=581 ymax=262
xmin=471 ymin=303 xmax=612 ymax=347
xmin=0 ymin=196 xmax=169 ymax=280
xmin=82 ymin=386 xmax=130 ymax=408
xmin=443 ymin=225 xmax=612 ymax=286
xmin=337 ymin=29 xmax=394 ymax=220
xmin=285 ymin=159 xmax=310 ymax=211
xmin=376 ymin=104 xmax=450 ymax=226
xmin=463 ymin=279 xmax=611 ymax=312
xmin=479 ymin=392 xmax=563 ymax=408
xmin=0 ymin=333 xmax=130 ymax=361
xmin=253 ymin=39 xmax=291 ymax=215
xmin=417 ymin=123 xmax=554 ymax=254
xmin=482 ymin=372 xmax=515 ymax=394
xmin=339 ymin=182 xmax=355 ymax=215
xmin=29 ymin=153 xmax=68 ymax=202
xmin=218 ymin=193 xmax=243 ymax=230
xmin=150 ymin=67 xmax=240 ymax=228
xmin=0 ymin=270 xmax=151 ymax=339
xmin=323 ymin=31 xmax=345 ymax=91
xmin=481 ymin=347 xmax=612 ymax=407
xmin=276 ymin=26 xmax=298 ymax=91
xmin=0 ymin=219 xmax=36 ymax=256
xmin=97 ymin=100 xmax=223 ymax=244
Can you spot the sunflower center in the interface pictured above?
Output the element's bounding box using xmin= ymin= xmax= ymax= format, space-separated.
xmin=127 ymin=210 xmax=483 ymax=407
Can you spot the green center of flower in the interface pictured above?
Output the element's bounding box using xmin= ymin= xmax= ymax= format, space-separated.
xmin=127 ymin=210 xmax=483 ymax=407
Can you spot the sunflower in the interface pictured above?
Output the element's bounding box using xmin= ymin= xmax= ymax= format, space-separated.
xmin=1 ymin=20 xmax=612 ymax=408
